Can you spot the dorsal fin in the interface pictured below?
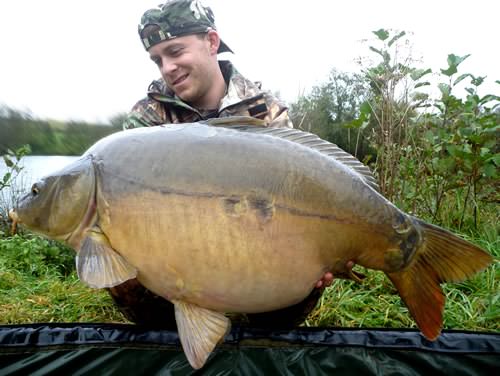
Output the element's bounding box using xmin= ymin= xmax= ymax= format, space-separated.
xmin=209 ymin=120 xmax=379 ymax=192
xmin=203 ymin=116 xmax=267 ymax=127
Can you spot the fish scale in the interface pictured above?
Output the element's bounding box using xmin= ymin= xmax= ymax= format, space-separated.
xmin=11 ymin=117 xmax=492 ymax=370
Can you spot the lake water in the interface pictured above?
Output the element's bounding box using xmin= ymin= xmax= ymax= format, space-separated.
xmin=0 ymin=155 xmax=78 ymax=209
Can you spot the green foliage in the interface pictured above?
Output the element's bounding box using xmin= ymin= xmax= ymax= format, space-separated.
xmin=1 ymin=145 xmax=31 ymax=232
xmin=360 ymin=29 xmax=432 ymax=200
xmin=393 ymin=54 xmax=499 ymax=228
xmin=0 ymin=234 xmax=75 ymax=277
xmin=290 ymin=69 xmax=374 ymax=160
xmin=1 ymin=145 xmax=30 ymax=191
xmin=344 ymin=29 xmax=499 ymax=231
xmin=289 ymin=30 xmax=497 ymax=333
xmin=289 ymin=29 xmax=498 ymax=235
xmin=440 ymin=54 xmax=470 ymax=77
xmin=0 ymin=232 xmax=127 ymax=324
xmin=0 ymin=105 xmax=122 ymax=155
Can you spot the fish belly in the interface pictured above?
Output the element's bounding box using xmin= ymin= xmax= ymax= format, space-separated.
xmin=101 ymin=191 xmax=346 ymax=313
xmin=93 ymin=126 xmax=387 ymax=313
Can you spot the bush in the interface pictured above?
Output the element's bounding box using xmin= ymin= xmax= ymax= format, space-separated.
xmin=0 ymin=234 xmax=75 ymax=277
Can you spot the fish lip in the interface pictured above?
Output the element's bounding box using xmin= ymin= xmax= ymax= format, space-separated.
xmin=8 ymin=207 xmax=73 ymax=241
xmin=8 ymin=209 xmax=20 ymax=235
xmin=8 ymin=209 xmax=19 ymax=223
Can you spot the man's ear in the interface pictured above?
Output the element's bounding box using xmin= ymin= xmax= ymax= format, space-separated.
xmin=206 ymin=30 xmax=220 ymax=55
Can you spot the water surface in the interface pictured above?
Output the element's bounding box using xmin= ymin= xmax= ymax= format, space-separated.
xmin=0 ymin=155 xmax=78 ymax=210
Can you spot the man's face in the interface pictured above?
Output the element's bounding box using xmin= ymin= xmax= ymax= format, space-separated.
xmin=148 ymin=33 xmax=219 ymax=108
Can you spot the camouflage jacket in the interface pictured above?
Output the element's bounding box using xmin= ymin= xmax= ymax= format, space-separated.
xmin=123 ymin=60 xmax=293 ymax=129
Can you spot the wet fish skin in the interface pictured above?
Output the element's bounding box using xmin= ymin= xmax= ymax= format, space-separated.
xmin=11 ymin=120 xmax=493 ymax=369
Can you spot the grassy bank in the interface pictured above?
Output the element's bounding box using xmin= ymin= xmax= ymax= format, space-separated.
xmin=0 ymin=233 xmax=126 ymax=324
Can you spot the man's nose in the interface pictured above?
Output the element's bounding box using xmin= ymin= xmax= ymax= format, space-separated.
xmin=161 ymin=59 xmax=177 ymax=75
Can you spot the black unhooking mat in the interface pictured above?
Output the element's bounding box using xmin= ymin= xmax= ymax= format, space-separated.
xmin=0 ymin=324 xmax=498 ymax=375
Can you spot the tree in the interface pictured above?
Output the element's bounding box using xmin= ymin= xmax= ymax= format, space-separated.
xmin=290 ymin=70 xmax=373 ymax=159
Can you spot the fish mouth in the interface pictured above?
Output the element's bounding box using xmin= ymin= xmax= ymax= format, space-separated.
xmin=8 ymin=208 xmax=71 ymax=240
xmin=8 ymin=209 xmax=19 ymax=235
xmin=8 ymin=209 xmax=18 ymax=222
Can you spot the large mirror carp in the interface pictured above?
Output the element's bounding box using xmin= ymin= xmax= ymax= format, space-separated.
xmin=10 ymin=117 xmax=492 ymax=369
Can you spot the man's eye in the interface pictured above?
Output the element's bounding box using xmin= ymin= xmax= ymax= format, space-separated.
xmin=169 ymin=48 xmax=183 ymax=57
xmin=152 ymin=59 xmax=162 ymax=67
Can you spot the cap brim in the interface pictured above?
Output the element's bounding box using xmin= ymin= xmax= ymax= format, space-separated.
xmin=217 ymin=39 xmax=233 ymax=54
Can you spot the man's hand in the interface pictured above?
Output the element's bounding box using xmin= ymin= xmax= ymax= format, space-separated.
xmin=315 ymin=261 xmax=355 ymax=288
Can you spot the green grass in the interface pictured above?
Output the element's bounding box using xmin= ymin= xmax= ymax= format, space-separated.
xmin=0 ymin=226 xmax=498 ymax=332
xmin=0 ymin=232 xmax=126 ymax=324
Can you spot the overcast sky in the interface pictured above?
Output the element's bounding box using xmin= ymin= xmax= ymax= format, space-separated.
xmin=0 ymin=0 xmax=498 ymax=123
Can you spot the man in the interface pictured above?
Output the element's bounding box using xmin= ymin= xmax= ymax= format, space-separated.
xmin=123 ymin=0 xmax=291 ymax=129
xmin=110 ymin=0 xmax=340 ymax=329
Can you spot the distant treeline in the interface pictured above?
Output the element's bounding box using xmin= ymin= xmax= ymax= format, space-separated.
xmin=0 ymin=106 xmax=125 ymax=155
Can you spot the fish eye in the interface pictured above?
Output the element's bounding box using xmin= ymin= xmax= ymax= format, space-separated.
xmin=31 ymin=184 xmax=40 ymax=196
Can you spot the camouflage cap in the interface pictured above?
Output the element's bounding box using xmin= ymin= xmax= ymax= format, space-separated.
xmin=138 ymin=0 xmax=232 ymax=53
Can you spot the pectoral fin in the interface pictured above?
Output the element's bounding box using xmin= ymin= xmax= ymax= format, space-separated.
xmin=173 ymin=300 xmax=230 ymax=369
xmin=76 ymin=228 xmax=137 ymax=288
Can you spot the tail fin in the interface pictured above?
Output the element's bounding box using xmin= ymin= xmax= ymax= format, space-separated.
xmin=387 ymin=219 xmax=493 ymax=341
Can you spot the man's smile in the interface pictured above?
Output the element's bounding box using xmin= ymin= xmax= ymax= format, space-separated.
xmin=172 ymin=74 xmax=189 ymax=87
